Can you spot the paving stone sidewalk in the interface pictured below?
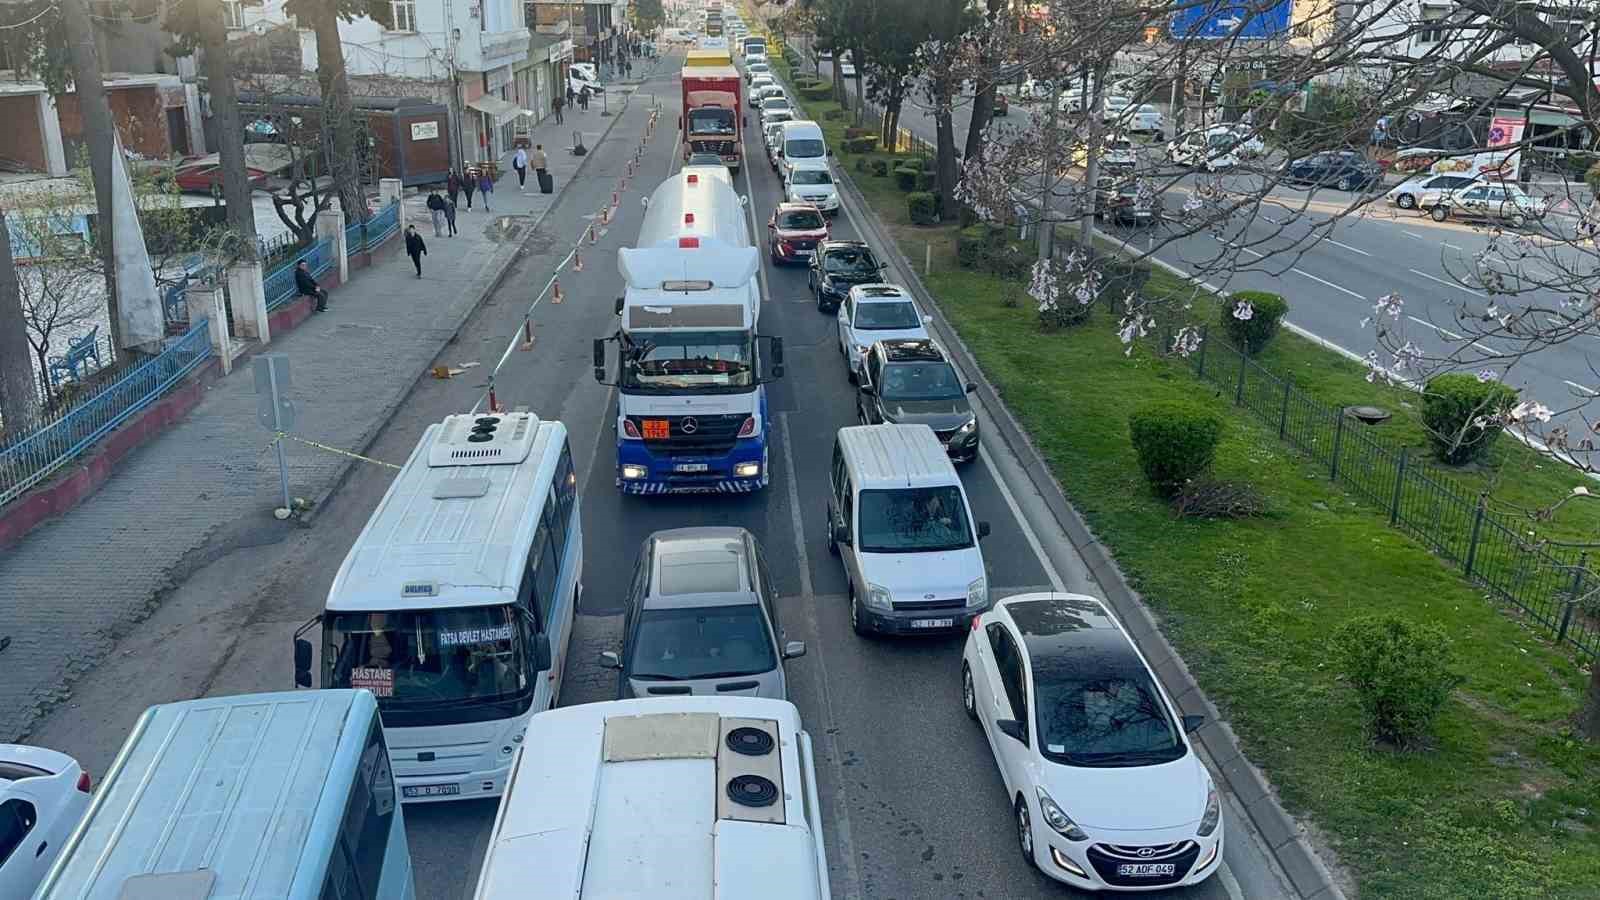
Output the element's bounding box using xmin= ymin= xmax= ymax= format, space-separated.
xmin=0 ymin=97 xmax=644 ymax=742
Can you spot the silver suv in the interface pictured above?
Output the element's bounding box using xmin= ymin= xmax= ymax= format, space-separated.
xmin=601 ymin=527 xmax=804 ymax=700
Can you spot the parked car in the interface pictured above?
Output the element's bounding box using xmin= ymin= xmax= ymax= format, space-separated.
xmin=961 ymin=593 xmax=1223 ymax=890
xmin=1385 ymin=172 xmax=1479 ymax=210
xmin=0 ymin=744 xmax=92 ymax=898
xmin=1166 ymin=128 xmax=1240 ymax=172
xmin=1430 ymin=182 xmax=1548 ymax=228
xmin=839 ymin=51 xmax=857 ymax=77
xmin=837 ymin=283 xmax=932 ymax=381
xmin=599 ymin=527 xmax=805 ymax=700
xmin=1073 ymin=137 xmax=1137 ymax=173
xmin=810 ymin=240 xmax=887 ymax=312
xmin=1112 ymin=103 xmax=1163 ymax=135
xmin=784 ymin=160 xmax=841 ymax=214
xmin=768 ymin=202 xmax=831 ymax=264
xmin=1021 ymin=78 xmax=1054 ymax=101
xmin=1093 ymin=176 xmax=1161 ymax=227
xmin=1100 ymin=95 xmax=1134 ymax=122
xmin=1281 ymin=150 xmax=1382 ymax=191
xmin=856 ymin=339 xmax=980 ymax=462
xmin=991 ymin=92 xmax=1010 ymax=118
xmin=172 ymin=157 xmax=269 ymax=194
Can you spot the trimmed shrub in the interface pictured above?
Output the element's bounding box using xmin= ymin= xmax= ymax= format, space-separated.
xmin=841 ymin=136 xmax=877 ymax=153
xmin=1332 ymin=614 xmax=1462 ymax=749
xmin=854 ymin=156 xmax=868 ymax=172
xmin=823 ymin=108 xmax=844 ymax=121
xmin=957 ymin=205 xmax=980 ymax=228
xmin=956 ymin=224 xmax=1005 ymax=268
xmin=870 ymin=158 xmax=890 ymax=177
xmin=1128 ymin=401 xmax=1224 ymax=497
xmin=799 ymin=84 xmax=834 ymax=102
xmin=1420 ymin=373 xmax=1519 ymax=465
xmin=907 ymin=191 xmax=939 ymax=225
xmin=1219 ymin=290 xmax=1288 ymax=354
xmin=915 ymin=170 xmax=935 ymax=192
xmin=844 ymin=126 xmax=872 ymax=140
xmin=894 ymin=164 xmax=919 ymax=192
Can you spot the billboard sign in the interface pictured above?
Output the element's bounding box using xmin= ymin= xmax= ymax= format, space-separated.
xmin=1169 ymin=0 xmax=1292 ymax=39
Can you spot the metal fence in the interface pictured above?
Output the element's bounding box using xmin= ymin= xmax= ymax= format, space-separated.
xmin=1175 ymin=327 xmax=1600 ymax=659
xmin=263 ymin=238 xmax=335 ymax=312
xmin=343 ymin=202 xmax=401 ymax=259
xmin=0 ymin=322 xmax=213 ymax=507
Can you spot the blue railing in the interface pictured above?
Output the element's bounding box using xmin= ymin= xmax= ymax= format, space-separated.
xmin=0 ymin=322 xmax=213 ymax=507
xmin=344 ymin=220 xmax=366 ymax=258
xmin=263 ymin=238 xmax=334 ymax=312
xmin=367 ymin=202 xmax=400 ymax=248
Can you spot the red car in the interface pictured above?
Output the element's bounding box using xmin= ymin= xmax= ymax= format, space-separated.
xmin=172 ymin=158 xmax=269 ymax=194
xmin=767 ymin=202 xmax=829 ymax=265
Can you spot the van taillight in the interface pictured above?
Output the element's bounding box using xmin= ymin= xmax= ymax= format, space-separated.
xmin=737 ymin=416 xmax=756 ymax=438
xmin=76 ymin=771 xmax=92 ymax=793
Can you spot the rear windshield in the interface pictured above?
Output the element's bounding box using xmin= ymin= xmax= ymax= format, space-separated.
xmin=778 ymin=209 xmax=826 ymax=229
xmin=629 ymin=605 xmax=777 ymax=680
xmin=785 ymin=138 xmax=826 ymax=159
xmin=853 ymin=299 xmax=920 ymax=330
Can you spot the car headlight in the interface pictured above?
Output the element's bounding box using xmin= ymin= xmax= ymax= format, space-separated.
xmin=1197 ymin=781 xmax=1221 ymax=837
xmin=956 ymin=417 xmax=977 ymax=436
xmin=1036 ymin=787 xmax=1089 ymax=841
xmin=966 ymin=576 xmax=988 ymax=609
xmin=864 ymin=583 xmax=893 ymax=612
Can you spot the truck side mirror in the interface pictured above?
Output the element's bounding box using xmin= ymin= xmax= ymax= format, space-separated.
xmin=293 ymin=638 xmax=313 ymax=689
xmin=831 ymin=523 xmax=850 ymax=546
xmin=614 ymin=296 xmax=625 ymax=316
xmin=593 ymin=339 xmax=607 ymax=383
xmin=531 ymin=632 xmax=553 ymax=672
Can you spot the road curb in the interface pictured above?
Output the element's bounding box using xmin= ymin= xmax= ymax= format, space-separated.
xmin=831 ymin=167 xmax=1349 ymax=900
xmin=295 ymin=98 xmax=639 ymax=529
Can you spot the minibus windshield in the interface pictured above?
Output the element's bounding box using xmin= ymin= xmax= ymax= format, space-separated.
xmin=324 ymin=606 xmax=529 ymax=710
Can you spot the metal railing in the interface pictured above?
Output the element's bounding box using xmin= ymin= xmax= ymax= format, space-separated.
xmin=343 ymin=202 xmax=401 ymax=258
xmin=263 ymin=238 xmax=334 ymax=312
xmin=0 ymin=322 xmax=213 ymax=508
xmin=1170 ymin=326 xmax=1600 ymax=659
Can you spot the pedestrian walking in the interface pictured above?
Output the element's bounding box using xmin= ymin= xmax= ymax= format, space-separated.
xmin=446 ymin=170 xmax=462 ymax=208
xmin=444 ymin=197 xmax=458 ymax=236
xmin=579 ymin=86 xmax=591 ymax=111
xmin=512 ymin=146 xmax=529 ymax=191
xmin=462 ymin=168 xmax=477 ymax=210
xmin=553 ymin=94 xmax=564 ymax=125
xmin=477 ymin=169 xmax=495 ymax=211
xmin=294 ymin=260 xmax=328 ymax=312
xmin=566 ymin=83 xmax=576 ymax=110
xmin=426 ymin=190 xmax=447 ymax=236
xmin=532 ymin=143 xmax=551 ymax=193
xmin=404 ymin=225 xmax=427 ymax=277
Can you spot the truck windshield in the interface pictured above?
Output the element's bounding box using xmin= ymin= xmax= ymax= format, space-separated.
xmin=323 ymin=606 xmax=528 ymax=714
xmin=622 ymin=329 xmax=754 ymax=393
xmin=689 ymin=108 xmax=736 ymax=135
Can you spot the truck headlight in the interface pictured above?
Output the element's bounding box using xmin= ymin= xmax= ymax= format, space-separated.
xmin=864 ymin=583 xmax=892 ymax=612
xmin=1197 ymin=781 xmax=1221 ymax=837
xmin=966 ymin=576 xmax=988 ymax=609
xmin=620 ymin=464 xmax=648 ymax=480
xmin=734 ymin=461 xmax=761 ymax=478
xmin=1036 ymin=788 xmax=1089 ymax=841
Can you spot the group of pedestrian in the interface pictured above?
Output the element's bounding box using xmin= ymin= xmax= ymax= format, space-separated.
xmin=566 ymin=83 xmax=593 ymax=112
xmin=510 ymin=144 xmax=550 ymax=193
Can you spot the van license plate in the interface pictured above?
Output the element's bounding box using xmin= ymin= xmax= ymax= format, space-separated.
xmin=402 ymin=783 xmax=460 ymax=798
xmin=1116 ymin=863 xmax=1175 ymax=877
xmin=675 ymin=463 xmax=709 ymax=472
xmin=912 ymin=618 xmax=955 ymax=629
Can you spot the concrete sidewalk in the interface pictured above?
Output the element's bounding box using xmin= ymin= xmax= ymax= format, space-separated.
xmin=0 ymin=91 xmax=646 ymax=742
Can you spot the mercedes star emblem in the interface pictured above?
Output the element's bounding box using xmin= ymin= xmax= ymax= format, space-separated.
xmin=680 ymin=416 xmax=699 ymax=434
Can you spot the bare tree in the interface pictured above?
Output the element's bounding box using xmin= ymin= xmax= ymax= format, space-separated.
xmin=288 ymin=0 xmax=370 ymax=225
xmin=59 ymin=0 xmax=122 ymax=357
xmin=0 ymin=206 xmax=40 ymax=433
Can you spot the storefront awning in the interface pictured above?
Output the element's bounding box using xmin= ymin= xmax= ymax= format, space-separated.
xmin=467 ymin=95 xmax=521 ymax=122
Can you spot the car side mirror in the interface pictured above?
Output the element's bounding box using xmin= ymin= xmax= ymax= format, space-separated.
xmin=598 ymin=650 xmax=622 ymax=669
xmin=922 ymin=314 xmax=933 ymax=324
xmin=782 ymin=641 xmax=807 ymax=659
xmin=996 ymin=718 xmax=1026 ymax=743
xmin=859 ymin=383 xmax=875 ymax=395
xmin=831 ymin=523 xmax=851 ymax=546
xmin=1183 ymin=714 xmax=1205 ymax=734
xmin=965 ymin=382 xmax=977 ymax=394
xmin=977 ymin=521 xmax=992 ymax=539
xmin=740 ymin=194 xmax=749 ymax=206
xmin=531 ymin=632 xmax=552 ymax=672
xmin=293 ymin=638 xmax=313 ymax=689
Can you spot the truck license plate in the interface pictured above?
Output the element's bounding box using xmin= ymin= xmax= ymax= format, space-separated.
xmin=912 ymin=618 xmax=955 ymax=629
xmin=1116 ymin=863 xmax=1175 ymax=877
xmin=402 ymin=783 xmax=460 ymax=798
xmin=675 ymin=463 xmax=709 ymax=472
xmin=642 ymin=419 xmax=671 ymax=439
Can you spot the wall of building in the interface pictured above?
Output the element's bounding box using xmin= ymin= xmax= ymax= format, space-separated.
xmin=55 ymin=86 xmax=173 ymax=162
xmin=0 ymin=95 xmax=47 ymax=173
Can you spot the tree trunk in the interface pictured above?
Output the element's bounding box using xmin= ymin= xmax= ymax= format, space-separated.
xmin=1579 ymin=660 xmax=1600 ymax=740
xmin=851 ymin=44 xmax=865 ymax=127
xmin=197 ymin=0 xmax=258 ymax=260
xmin=963 ymin=0 xmax=1004 ymax=164
xmin=934 ymin=101 xmax=958 ymax=222
xmin=0 ymin=208 xmax=40 ymax=433
xmin=832 ymin=52 xmax=845 ymax=105
xmin=1079 ymin=64 xmax=1107 ymax=246
xmin=59 ymin=0 xmax=120 ymax=358
xmin=311 ymin=3 xmax=368 ymax=224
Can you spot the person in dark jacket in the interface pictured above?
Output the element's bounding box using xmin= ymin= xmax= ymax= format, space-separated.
xmin=294 ymin=260 xmax=327 ymax=312
xmin=461 ymin=169 xmax=477 ymax=210
xmin=477 ymin=169 xmax=494 ymax=211
xmin=446 ymin=170 xmax=462 ymax=208
xmin=553 ymin=94 xmax=564 ymax=125
xmin=426 ymin=190 xmax=447 ymax=236
xmin=444 ymin=197 xmax=458 ymax=236
xmin=404 ymin=225 xmax=427 ymax=277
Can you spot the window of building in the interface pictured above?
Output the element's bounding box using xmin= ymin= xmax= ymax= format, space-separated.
xmin=390 ymin=0 xmax=417 ymax=32
xmin=223 ymin=0 xmax=244 ymax=29
xmin=1418 ymin=11 xmax=1447 ymax=43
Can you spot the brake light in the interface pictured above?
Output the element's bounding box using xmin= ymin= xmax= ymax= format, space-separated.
xmin=684 ymin=213 xmax=695 ymax=224
xmin=679 ymin=237 xmax=700 ymax=248
xmin=737 ymin=416 xmax=756 ymax=438
xmin=622 ymin=419 xmax=641 ymax=439
xmin=687 ymin=174 xmax=699 ymax=185
xmin=77 ymin=770 xmax=92 ymax=793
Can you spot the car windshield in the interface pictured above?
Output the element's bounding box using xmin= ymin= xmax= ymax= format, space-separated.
xmin=857 ymin=486 xmax=974 ymax=552
xmin=1207 ymin=134 xmax=1235 ymax=151
xmin=791 ymin=169 xmax=833 ymax=186
xmin=825 ymin=248 xmax=878 ymax=274
xmin=629 ymin=604 xmax=777 ymax=680
xmin=1032 ymin=664 xmax=1186 ymax=767
xmin=323 ymin=606 xmax=527 ymax=709
xmin=880 ymin=361 xmax=964 ymax=400
xmin=1107 ymin=140 xmax=1133 ymax=153
xmin=622 ymin=330 xmax=754 ymax=392
xmin=762 ymin=98 xmax=791 ymax=112
xmin=854 ymin=299 xmax=921 ymax=329
xmin=778 ymin=208 xmax=826 ymax=229
xmin=786 ymin=138 xmax=825 ymax=158
xmin=688 ymin=108 xmax=736 ymax=135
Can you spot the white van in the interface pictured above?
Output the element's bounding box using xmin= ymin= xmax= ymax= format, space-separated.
xmin=569 ymin=65 xmax=603 ymax=96
xmin=826 ymin=424 xmax=992 ymax=637
xmin=778 ymin=120 xmax=827 ymax=183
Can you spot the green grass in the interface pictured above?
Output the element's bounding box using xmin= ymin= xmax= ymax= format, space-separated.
xmin=783 ymin=84 xmax=1600 ymax=899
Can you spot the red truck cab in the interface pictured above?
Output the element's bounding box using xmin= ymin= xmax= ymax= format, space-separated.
xmin=682 ymin=65 xmax=743 ymax=173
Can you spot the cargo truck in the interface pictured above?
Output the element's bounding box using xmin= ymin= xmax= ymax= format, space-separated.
xmin=682 ymin=62 xmax=743 ymax=172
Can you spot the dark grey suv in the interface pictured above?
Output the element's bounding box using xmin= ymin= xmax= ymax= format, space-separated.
xmin=856 ymin=339 xmax=980 ymax=462
xmin=600 ymin=527 xmax=804 ymax=700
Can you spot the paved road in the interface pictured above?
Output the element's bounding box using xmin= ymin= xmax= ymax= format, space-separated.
xmin=25 ymin=55 xmax=1293 ymax=899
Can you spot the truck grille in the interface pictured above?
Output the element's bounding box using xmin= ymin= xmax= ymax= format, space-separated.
xmin=891 ymin=597 xmax=966 ymax=611
xmin=629 ymin=413 xmax=746 ymax=455
xmin=691 ymin=140 xmax=737 ymax=155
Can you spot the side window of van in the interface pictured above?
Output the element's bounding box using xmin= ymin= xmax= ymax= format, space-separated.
xmin=531 ymin=524 xmax=558 ymax=627
xmin=555 ymin=442 xmax=577 ymax=527
xmin=333 ymin=720 xmax=394 ymax=900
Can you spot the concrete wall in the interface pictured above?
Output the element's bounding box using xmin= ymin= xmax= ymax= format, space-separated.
xmin=56 ymin=86 xmax=175 ymax=161
xmin=0 ymin=95 xmax=47 ymax=172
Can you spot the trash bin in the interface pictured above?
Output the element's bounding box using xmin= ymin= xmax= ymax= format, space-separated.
xmin=538 ymin=169 xmax=554 ymax=194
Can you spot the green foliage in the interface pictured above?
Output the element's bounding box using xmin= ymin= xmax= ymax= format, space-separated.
xmin=1128 ymin=401 xmax=1224 ymax=497
xmin=844 ymin=127 xmax=873 ymax=140
xmin=870 ymin=158 xmax=890 ymax=177
xmin=1420 ymin=373 xmax=1519 ymax=465
xmin=1586 ymin=161 xmax=1600 ymax=196
xmin=1219 ymin=290 xmax=1288 ymax=355
xmin=893 ymin=164 xmax=919 ymax=191
xmin=955 ymin=224 xmax=1029 ymax=280
xmin=799 ymin=84 xmax=834 ymax=102
xmin=1332 ymin=615 xmax=1462 ymax=748
xmin=632 ymin=0 xmax=666 ymax=31
xmin=907 ymin=191 xmax=938 ymax=226
xmin=841 ymin=136 xmax=877 ymax=153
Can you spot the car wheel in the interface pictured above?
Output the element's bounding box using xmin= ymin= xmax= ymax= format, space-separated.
xmin=1430 ymin=205 xmax=1449 ymax=222
xmin=1511 ymin=212 xmax=1527 ymax=229
xmin=1338 ymin=175 xmax=1356 ymax=192
xmin=1396 ymin=193 xmax=1416 ymax=210
xmin=849 ymin=582 xmax=872 ymax=636
xmin=815 ymin=287 xmax=827 ymax=311
xmin=1015 ymin=796 xmax=1039 ymax=869
xmin=962 ymin=663 xmax=978 ymax=721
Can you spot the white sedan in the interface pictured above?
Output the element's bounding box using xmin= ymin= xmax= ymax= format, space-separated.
xmin=961 ymin=593 xmax=1224 ymax=891
xmin=0 ymin=745 xmax=92 ymax=898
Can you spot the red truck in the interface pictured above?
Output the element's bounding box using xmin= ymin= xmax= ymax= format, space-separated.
xmin=681 ymin=64 xmax=743 ymax=173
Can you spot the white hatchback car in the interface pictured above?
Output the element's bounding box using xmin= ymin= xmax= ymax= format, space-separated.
xmin=836 ymin=284 xmax=933 ymax=381
xmin=0 ymin=745 xmax=92 ymax=898
xmin=961 ymin=593 xmax=1224 ymax=891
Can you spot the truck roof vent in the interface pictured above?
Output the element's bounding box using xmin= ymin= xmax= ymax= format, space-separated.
xmin=716 ymin=717 xmax=785 ymax=825
xmin=687 ymin=174 xmax=699 ymax=185
xmin=726 ymin=726 xmax=774 ymax=756
xmin=427 ymin=411 xmax=538 ymax=467
xmin=726 ymin=774 xmax=778 ymax=807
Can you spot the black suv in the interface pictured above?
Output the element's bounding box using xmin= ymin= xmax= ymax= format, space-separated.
xmin=808 ymin=240 xmax=886 ymax=312
xmin=856 ymin=339 xmax=980 ymax=462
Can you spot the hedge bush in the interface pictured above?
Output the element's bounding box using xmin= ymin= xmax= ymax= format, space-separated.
xmin=844 ymin=126 xmax=872 ymax=140
xmin=1586 ymin=161 xmax=1600 ymax=197
xmin=907 ymin=192 xmax=939 ymax=225
xmin=823 ymin=108 xmax=844 ymax=121
xmin=1332 ymin=615 xmax=1462 ymax=749
xmin=956 ymin=224 xmax=1006 ymax=269
xmin=1219 ymin=290 xmax=1288 ymax=355
xmin=1420 ymin=372 xmax=1519 ymax=465
xmin=915 ymin=170 xmax=935 ymax=192
xmin=841 ymin=136 xmax=876 ymax=153
xmin=870 ymin=158 xmax=890 ymax=177
xmin=799 ymin=84 xmax=834 ymax=101
xmin=894 ymin=165 xmax=919 ymax=192
xmin=1128 ymin=401 xmax=1224 ymax=497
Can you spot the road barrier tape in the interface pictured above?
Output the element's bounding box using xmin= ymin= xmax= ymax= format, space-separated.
xmin=272 ymin=432 xmax=402 ymax=470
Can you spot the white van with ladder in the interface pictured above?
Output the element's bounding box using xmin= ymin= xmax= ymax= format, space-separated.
xmin=294 ymin=411 xmax=583 ymax=803
xmin=471 ymin=697 xmax=831 ymax=900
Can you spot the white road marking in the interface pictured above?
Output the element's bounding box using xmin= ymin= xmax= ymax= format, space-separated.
xmin=1566 ymin=380 xmax=1600 ymax=397
xmin=977 ymin=444 xmax=1066 ymax=593
xmin=1219 ymin=861 xmax=1247 ymax=900
xmin=1443 ymin=242 xmax=1464 ymax=251
xmin=1403 ymin=229 xmax=1427 ymax=241
xmin=1325 ymin=238 xmax=1370 ymax=256
xmin=1406 ymin=315 xmax=1504 ymax=355
xmin=1292 ymin=267 xmax=1365 ymax=300
xmin=1408 ymin=267 xmax=1488 ymax=299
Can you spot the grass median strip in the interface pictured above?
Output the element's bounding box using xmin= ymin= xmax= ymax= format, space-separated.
xmin=777 ymin=80 xmax=1600 ymax=898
